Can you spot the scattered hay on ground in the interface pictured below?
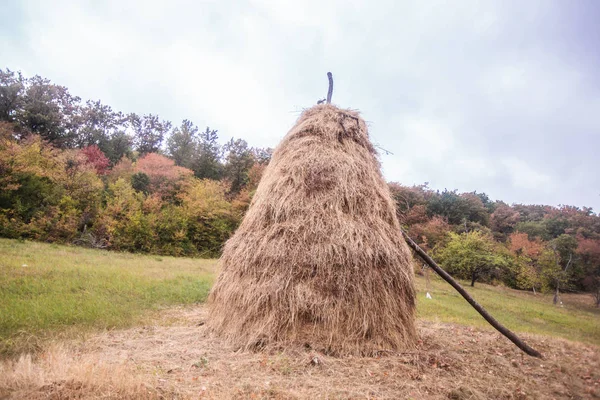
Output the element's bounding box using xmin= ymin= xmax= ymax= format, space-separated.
xmin=2 ymin=305 xmax=598 ymax=399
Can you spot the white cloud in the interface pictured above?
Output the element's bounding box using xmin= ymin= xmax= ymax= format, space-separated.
xmin=501 ymin=158 xmax=554 ymax=190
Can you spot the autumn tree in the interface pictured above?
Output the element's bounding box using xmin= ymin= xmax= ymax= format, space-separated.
xmin=108 ymin=156 xmax=135 ymax=183
xmin=407 ymin=215 xmax=451 ymax=251
xmin=490 ymin=204 xmax=520 ymax=240
xmin=509 ymin=232 xmax=544 ymax=291
xmin=577 ymin=235 xmax=600 ymax=306
xmin=0 ymin=133 xmax=65 ymax=228
xmin=178 ymin=179 xmax=235 ymax=256
xmin=512 ymin=204 xmax=548 ymax=223
xmin=58 ymin=150 xmax=104 ymax=230
xmin=80 ymin=145 xmax=110 ymax=175
xmin=460 ymin=192 xmax=490 ymax=226
xmin=0 ymin=131 xmax=103 ymax=241
xmin=134 ymin=153 xmax=193 ymax=197
xmin=230 ymin=161 xmax=270 ymax=216
xmin=93 ymin=178 xmax=152 ymax=252
xmin=509 ymin=232 xmax=543 ymax=259
xmin=388 ymin=183 xmax=428 ymax=222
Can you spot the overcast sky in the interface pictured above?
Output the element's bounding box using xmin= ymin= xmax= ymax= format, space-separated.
xmin=1 ymin=0 xmax=599 ymax=211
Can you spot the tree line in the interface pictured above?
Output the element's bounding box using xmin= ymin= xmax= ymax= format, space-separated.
xmin=1 ymin=68 xmax=599 ymax=304
xmin=0 ymin=68 xmax=269 ymax=257
xmin=391 ymin=184 xmax=600 ymax=305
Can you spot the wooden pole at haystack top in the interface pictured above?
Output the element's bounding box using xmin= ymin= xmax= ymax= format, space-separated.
xmin=326 ymin=72 xmax=334 ymax=104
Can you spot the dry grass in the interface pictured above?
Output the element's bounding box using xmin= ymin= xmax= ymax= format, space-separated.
xmin=0 ymin=344 xmax=164 ymax=399
xmin=2 ymin=305 xmax=598 ymax=400
xmin=209 ymin=104 xmax=416 ymax=356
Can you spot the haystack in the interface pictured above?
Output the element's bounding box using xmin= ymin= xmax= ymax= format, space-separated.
xmin=208 ymin=104 xmax=416 ymax=355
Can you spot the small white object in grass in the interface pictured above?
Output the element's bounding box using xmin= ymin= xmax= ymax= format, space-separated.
xmin=426 ymin=292 xmax=432 ymax=299
xmin=22 ymin=264 xmax=28 ymax=267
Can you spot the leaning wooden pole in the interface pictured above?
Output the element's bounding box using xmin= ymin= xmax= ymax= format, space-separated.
xmin=401 ymin=230 xmax=543 ymax=358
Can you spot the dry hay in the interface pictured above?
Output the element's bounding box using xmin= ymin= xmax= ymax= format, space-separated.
xmin=3 ymin=305 xmax=598 ymax=400
xmin=208 ymin=104 xmax=416 ymax=356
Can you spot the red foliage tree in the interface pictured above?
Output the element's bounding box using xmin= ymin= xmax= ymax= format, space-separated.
xmin=491 ymin=205 xmax=520 ymax=238
xmin=408 ymin=215 xmax=451 ymax=251
xmin=576 ymin=235 xmax=600 ymax=306
xmin=135 ymin=153 xmax=193 ymax=196
xmin=509 ymin=232 xmax=543 ymax=259
xmin=80 ymin=145 xmax=110 ymax=175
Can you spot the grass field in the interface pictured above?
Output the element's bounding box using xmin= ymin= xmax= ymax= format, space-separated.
xmin=0 ymin=238 xmax=216 ymax=356
xmin=415 ymin=271 xmax=600 ymax=345
xmin=1 ymin=238 xmax=599 ymax=357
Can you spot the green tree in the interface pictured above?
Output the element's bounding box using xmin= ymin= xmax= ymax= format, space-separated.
xmin=17 ymin=75 xmax=81 ymax=147
xmin=223 ymin=138 xmax=255 ymax=195
xmin=426 ymin=189 xmax=474 ymax=225
xmin=75 ymin=100 xmax=123 ymax=146
xmin=544 ymin=216 xmax=569 ymax=239
xmin=100 ymin=130 xmax=132 ymax=164
xmin=435 ymin=231 xmax=514 ymax=286
xmin=193 ymin=127 xmax=223 ymax=180
xmin=129 ymin=113 xmax=171 ymax=155
xmin=475 ymin=191 xmax=496 ymax=214
xmin=538 ymin=234 xmax=578 ymax=304
xmin=167 ymin=119 xmax=198 ymax=169
xmin=514 ymin=220 xmax=550 ymax=241
xmin=0 ymin=68 xmax=25 ymax=123
xmin=131 ymin=172 xmax=150 ymax=194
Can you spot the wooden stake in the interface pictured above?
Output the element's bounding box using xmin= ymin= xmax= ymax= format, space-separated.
xmin=401 ymin=229 xmax=543 ymax=358
xmin=326 ymin=72 xmax=334 ymax=104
